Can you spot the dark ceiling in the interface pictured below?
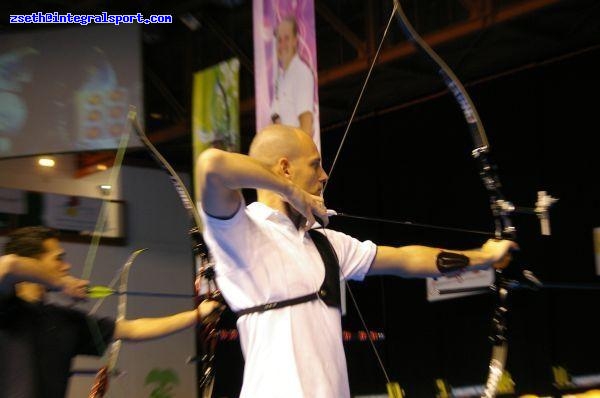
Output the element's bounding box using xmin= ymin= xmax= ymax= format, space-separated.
xmin=1 ymin=0 xmax=599 ymax=173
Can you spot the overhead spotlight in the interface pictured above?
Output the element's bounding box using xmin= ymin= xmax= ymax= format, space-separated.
xmin=96 ymin=164 xmax=108 ymax=171
xmin=98 ymin=184 xmax=112 ymax=196
xmin=38 ymin=157 xmax=55 ymax=167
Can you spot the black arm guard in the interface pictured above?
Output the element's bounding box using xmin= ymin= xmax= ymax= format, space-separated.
xmin=436 ymin=251 xmax=470 ymax=274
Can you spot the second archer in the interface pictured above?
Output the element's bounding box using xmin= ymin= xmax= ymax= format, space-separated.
xmin=0 ymin=226 xmax=223 ymax=398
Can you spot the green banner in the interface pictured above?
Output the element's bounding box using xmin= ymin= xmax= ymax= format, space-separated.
xmin=192 ymin=58 xmax=240 ymax=158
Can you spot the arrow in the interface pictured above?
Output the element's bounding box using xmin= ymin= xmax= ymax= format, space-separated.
xmin=87 ymin=285 xmax=194 ymax=300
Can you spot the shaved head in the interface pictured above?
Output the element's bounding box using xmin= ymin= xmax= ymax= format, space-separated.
xmin=249 ymin=124 xmax=313 ymax=166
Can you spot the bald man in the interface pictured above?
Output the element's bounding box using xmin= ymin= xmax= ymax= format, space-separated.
xmin=195 ymin=124 xmax=516 ymax=398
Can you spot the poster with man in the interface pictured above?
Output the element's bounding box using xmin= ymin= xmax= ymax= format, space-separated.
xmin=253 ymin=0 xmax=321 ymax=152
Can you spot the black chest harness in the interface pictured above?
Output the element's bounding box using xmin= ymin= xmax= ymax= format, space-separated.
xmin=235 ymin=229 xmax=341 ymax=317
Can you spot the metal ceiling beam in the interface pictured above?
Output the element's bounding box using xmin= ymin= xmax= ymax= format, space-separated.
xmin=318 ymin=0 xmax=561 ymax=85
xmin=365 ymin=0 xmax=377 ymax=57
xmin=315 ymin=2 xmax=366 ymax=57
xmin=459 ymin=0 xmax=493 ymax=20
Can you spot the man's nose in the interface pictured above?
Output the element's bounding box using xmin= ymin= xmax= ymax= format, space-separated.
xmin=320 ymin=168 xmax=329 ymax=182
xmin=61 ymin=261 xmax=71 ymax=272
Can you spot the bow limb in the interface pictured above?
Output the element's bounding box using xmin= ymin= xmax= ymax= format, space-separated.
xmin=128 ymin=108 xmax=222 ymax=398
xmin=81 ymin=115 xmax=133 ymax=281
xmin=80 ymin=108 xmax=135 ymax=397
xmin=392 ymin=2 xmax=514 ymax=397
xmin=88 ymin=248 xmax=148 ymax=398
xmin=82 ymin=109 xmax=133 ymax=317
xmin=391 ymin=0 xmax=514 ymax=239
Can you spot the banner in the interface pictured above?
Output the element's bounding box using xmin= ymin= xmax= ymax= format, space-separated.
xmin=192 ymin=58 xmax=240 ymax=157
xmin=426 ymin=269 xmax=494 ymax=302
xmin=253 ymin=0 xmax=321 ymax=152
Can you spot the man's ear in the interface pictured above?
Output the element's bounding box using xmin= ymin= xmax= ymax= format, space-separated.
xmin=277 ymin=157 xmax=291 ymax=178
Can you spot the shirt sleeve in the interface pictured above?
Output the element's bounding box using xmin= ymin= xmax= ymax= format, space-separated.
xmin=199 ymin=198 xmax=255 ymax=273
xmin=322 ymin=228 xmax=377 ymax=281
xmin=293 ymin=61 xmax=315 ymax=117
xmin=199 ymin=197 xmax=248 ymax=243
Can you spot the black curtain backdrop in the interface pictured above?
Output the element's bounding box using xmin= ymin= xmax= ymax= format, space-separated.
xmin=213 ymin=46 xmax=600 ymax=398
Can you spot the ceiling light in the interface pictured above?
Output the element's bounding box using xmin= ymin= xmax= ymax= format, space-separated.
xmin=98 ymin=184 xmax=112 ymax=196
xmin=38 ymin=157 xmax=55 ymax=167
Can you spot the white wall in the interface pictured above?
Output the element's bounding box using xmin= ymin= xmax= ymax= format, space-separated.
xmin=0 ymin=154 xmax=121 ymax=199
xmin=0 ymin=158 xmax=200 ymax=398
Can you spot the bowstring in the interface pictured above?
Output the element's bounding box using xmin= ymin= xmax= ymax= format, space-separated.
xmin=319 ymin=2 xmax=399 ymax=388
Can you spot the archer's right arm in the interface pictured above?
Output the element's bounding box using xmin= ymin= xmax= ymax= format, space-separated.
xmin=0 ymin=254 xmax=88 ymax=298
xmin=196 ymin=148 xmax=321 ymax=225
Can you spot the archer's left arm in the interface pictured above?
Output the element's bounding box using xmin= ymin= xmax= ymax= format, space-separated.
xmin=368 ymin=239 xmax=517 ymax=278
xmin=113 ymin=300 xmax=223 ymax=341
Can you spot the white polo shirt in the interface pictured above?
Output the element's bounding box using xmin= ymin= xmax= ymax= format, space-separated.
xmin=201 ymin=201 xmax=376 ymax=398
xmin=271 ymin=53 xmax=315 ymax=127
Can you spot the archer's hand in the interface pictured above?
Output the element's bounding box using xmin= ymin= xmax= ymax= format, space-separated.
xmin=197 ymin=299 xmax=225 ymax=325
xmin=0 ymin=254 xmax=17 ymax=285
xmin=285 ymin=184 xmax=329 ymax=229
xmin=492 ymin=251 xmax=513 ymax=270
xmin=59 ymin=275 xmax=89 ymax=300
xmin=481 ymin=239 xmax=519 ymax=269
